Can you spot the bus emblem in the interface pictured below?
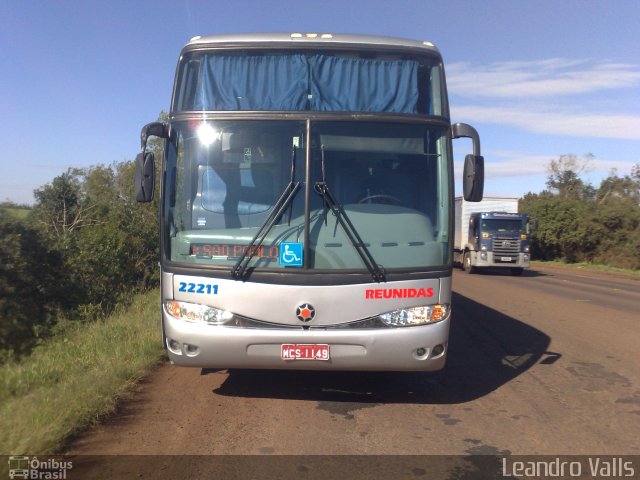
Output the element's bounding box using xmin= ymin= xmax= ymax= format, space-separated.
xmin=296 ymin=303 xmax=315 ymax=322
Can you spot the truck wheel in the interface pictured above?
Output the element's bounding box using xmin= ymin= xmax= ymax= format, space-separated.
xmin=463 ymin=252 xmax=476 ymax=274
xmin=511 ymin=267 xmax=524 ymax=276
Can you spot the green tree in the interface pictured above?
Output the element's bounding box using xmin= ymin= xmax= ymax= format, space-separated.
xmin=67 ymin=161 xmax=160 ymax=312
xmin=522 ymin=158 xmax=640 ymax=268
xmin=546 ymin=154 xmax=595 ymax=200
xmin=521 ymin=193 xmax=597 ymax=262
xmin=591 ymin=164 xmax=640 ymax=268
xmin=31 ymin=169 xmax=100 ymax=255
xmin=0 ymin=214 xmax=62 ymax=357
xmin=596 ymin=165 xmax=640 ymax=206
xmin=1 ymin=111 xmax=164 ymax=358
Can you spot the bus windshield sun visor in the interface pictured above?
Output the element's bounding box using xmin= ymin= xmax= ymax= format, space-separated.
xmin=232 ymin=147 xmax=300 ymax=280
xmin=313 ymin=146 xmax=386 ymax=283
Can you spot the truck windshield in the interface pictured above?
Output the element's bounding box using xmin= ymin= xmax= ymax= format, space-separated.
xmin=481 ymin=219 xmax=523 ymax=235
xmin=164 ymin=119 xmax=450 ymax=272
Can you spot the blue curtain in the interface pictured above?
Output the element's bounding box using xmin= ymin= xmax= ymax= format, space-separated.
xmin=194 ymin=55 xmax=309 ymax=110
xmin=310 ymin=55 xmax=419 ymax=113
xmin=192 ymin=54 xmax=419 ymax=113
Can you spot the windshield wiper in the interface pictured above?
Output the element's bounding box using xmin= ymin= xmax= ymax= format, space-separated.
xmin=232 ymin=146 xmax=300 ymax=280
xmin=313 ymin=146 xmax=386 ymax=283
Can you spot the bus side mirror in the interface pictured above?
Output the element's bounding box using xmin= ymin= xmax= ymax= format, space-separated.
xmin=135 ymin=151 xmax=155 ymax=202
xmin=135 ymin=122 xmax=168 ymax=203
xmin=452 ymin=123 xmax=484 ymax=202
xmin=140 ymin=122 xmax=168 ymax=150
xmin=463 ymin=154 xmax=484 ymax=202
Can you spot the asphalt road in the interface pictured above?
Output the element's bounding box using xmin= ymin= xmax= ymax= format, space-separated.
xmin=65 ymin=264 xmax=640 ymax=478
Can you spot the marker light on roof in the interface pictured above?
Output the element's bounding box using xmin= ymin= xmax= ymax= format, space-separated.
xmin=291 ymin=33 xmax=303 ymax=38
xmin=305 ymin=33 xmax=318 ymax=38
xmin=321 ymin=34 xmax=333 ymax=39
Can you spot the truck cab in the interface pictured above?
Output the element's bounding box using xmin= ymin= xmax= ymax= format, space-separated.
xmin=453 ymin=196 xmax=531 ymax=276
xmin=465 ymin=211 xmax=531 ymax=275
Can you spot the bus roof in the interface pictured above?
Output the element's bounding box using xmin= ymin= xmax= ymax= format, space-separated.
xmin=183 ymin=32 xmax=440 ymax=55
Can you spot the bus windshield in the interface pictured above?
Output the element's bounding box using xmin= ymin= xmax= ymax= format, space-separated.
xmin=164 ymin=119 xmax=451 ymax=272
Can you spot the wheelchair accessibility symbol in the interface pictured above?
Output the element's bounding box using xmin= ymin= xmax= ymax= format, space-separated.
xmin=279 ymin=242 xmax=303 ymax=267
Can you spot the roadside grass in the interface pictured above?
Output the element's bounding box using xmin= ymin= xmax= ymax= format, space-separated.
xmin=532 ymin=260 xmax=640 ymax=278
xmin=0 ymin=289 xmax=166 ymax=455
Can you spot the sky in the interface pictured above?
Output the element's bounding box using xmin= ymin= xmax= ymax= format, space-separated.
xmin=1 ymin=0 xmax=638 ymax=205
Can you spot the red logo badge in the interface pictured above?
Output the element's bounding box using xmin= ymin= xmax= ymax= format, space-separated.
xmin=296 ymin=303 xmax=315 ymax=322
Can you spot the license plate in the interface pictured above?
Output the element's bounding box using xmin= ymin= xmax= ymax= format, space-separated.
xmin=281 ymin=344 xmax=330 ymax=361
xmin=500 ymin=257 xmax=513 ymax=262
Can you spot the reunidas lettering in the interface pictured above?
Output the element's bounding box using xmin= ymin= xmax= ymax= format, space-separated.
xmin=365 ymin=288 xmax=434 ymax=299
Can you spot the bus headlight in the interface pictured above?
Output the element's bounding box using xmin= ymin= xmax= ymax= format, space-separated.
xmin=165 ymin=301 xmax=233 ymax=325
xmin=379 ymin=304 xmax=449 ymax=327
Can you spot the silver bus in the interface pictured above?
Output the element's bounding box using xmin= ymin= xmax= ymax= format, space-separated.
xmin=136 ymin=33 xmax=484 ymax=371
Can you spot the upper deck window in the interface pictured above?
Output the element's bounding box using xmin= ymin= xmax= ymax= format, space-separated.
xmin=194 ymin=54 xmax=309 ymax=111
xmin=173 ymin=51 xmax=442 ymax=115
xmin=309 ymin=55 xmax=418 ymax=113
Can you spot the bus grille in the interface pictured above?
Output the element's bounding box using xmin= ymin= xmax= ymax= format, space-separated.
xmin=492 ymin=237 xmax=520 ymax=256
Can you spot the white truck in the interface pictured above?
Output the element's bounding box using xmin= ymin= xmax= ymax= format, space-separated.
xmin=454 ymin=196 xmax=531 ymax=275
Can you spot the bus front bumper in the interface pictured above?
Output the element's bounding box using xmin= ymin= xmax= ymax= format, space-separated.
xmin=162 ymin=313 xmax=450 ymax=371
